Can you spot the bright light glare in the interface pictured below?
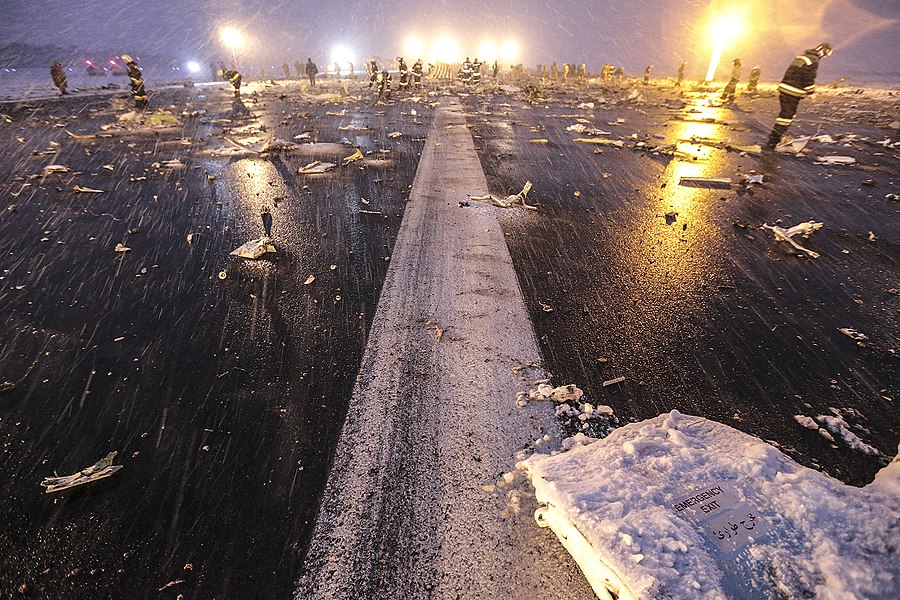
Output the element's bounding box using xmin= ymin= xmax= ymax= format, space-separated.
xmin=404 ymin=36 xmax=424 ymax=59
xmin=186 ymin=61 xmax=201 ymax=73
xmin=477 ymin=40 xmax=497 ymax=63
xmin=331 ymin=46 xmax=354 ymax=71
xmin=430 ymin=36 xmax=461 ymax=63
xmin=705 ymin=15 xmax=741 ymax=81
xmin=220 ymin=27 xmax=246 ymax=50
xmin=500 ymin=39 xmax=520 ymax=63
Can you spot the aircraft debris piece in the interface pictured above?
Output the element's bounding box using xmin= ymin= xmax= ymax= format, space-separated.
xmin=72 ymin=185 xmax=104 ymax=193
xmin=298 ymin=161 xmax=336 ymax=174
xmin=230 ymin=237 xmax=276 ymax=259
xmin=40 ymin=452 xmax=122 ymax=493
xmin=678 ymin=177 xmax=732 ymax=188
xmin=469 ymin=181 xmax=537 ymax=210
xmin=762 ymin=220 xmax=824 ymax=259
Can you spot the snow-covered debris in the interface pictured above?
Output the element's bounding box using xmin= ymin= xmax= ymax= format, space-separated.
xmin=521 ymin=383 xmax=583 ymax=403
xmin=521 ymin=411 xmax=899 ymax=600
xmin=815 ymin=415 xmax=881 ymax=456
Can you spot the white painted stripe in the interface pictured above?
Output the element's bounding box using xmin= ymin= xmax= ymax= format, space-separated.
xmin=298 ymin=101 xmax=590 ymax=599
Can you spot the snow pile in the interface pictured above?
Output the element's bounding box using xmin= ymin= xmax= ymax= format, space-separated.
xmin=521 ymin=410 xmax=899 ymax=600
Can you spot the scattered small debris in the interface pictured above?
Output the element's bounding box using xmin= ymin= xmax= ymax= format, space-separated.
xmin=304 ymin=275 xmax=315 ymax=285
xmin=0 ymin=381 xmax=15 ymax=394
xmin=114 ymin=243 xmax=131 ymax=253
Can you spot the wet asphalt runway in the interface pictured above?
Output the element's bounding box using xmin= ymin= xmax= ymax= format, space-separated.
xmin=0 ymin=80 xmax=431 ymax=598
xmin=0 ymin=77 xmax=898 ymax=599
xmin=465 ymin=82 xmax=899 ymax=486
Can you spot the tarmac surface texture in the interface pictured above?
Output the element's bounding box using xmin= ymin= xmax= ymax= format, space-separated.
xmin=0 ymin=76 xmax=898 ymax=598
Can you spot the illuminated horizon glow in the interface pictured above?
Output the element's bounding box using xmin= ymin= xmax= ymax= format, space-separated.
xmin=500 ymin=39 xmax=520 ymax=63
xmin=404 ymin=36 xmax=424 ymax=60
xmin=477 ymin=40 xmax=497 ymax=63
xmin=330 ymin=45 xmax=355 ymax=71
xmin=705 ymin=15 xmax=741 ymax=81
xmin=219 ymin=26 xmax=246 ymax=50
xmin=430 ymin=35 xmax=462 ymax=63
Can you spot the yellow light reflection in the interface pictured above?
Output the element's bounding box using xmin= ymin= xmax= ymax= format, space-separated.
xmin=612 ymin=105 xmax=731 ymax=332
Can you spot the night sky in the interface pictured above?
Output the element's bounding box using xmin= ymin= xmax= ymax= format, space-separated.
xmin=2 ymin=1 xmax=898 ymax=80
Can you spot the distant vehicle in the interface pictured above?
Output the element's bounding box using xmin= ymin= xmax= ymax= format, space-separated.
xmin=85 ymin=60 xmax=106 ymax=76
xmin=108 ymin=58 xmax=127 ymax=76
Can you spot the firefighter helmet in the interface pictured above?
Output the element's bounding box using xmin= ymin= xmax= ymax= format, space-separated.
xmin=121 ymin=54 xmax=133 ymax=63
xmin=815 ymin=43 xmax=833 ymax=57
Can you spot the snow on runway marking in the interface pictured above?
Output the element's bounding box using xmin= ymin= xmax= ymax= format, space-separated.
xmin=297 ymin=101 xmax=593 ymax=599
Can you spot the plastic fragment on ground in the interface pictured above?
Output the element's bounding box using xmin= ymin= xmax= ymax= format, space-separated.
xmin=114 ymin=243 xmax=131 ymax=253
xmin=678 ymin=176 xmax=732 ymax=188
xmin=574 ymin=138 xmax=625 ymax=148
xmin=147 ymin=111 xmax=180 ymax=127
xmin=740 ymin=174 xmax=764 ymax=185
xmin=298 ymin=161 xmax=336 ymax=174
xmin=0 ymin=381 xmax=15 ymax=393
xmin=41 ymin=164 xmax=70 ymax=175
xmin=261 ymin=138 xmax=296 ymax=152
xmin=814 ymin=155 xmax=856 ymax=165
xmin=602 ymin=376 xmax=625 ymax=387
xmin=762 ymin=220 xmax=823 ymax=259
xmin=159 ymin=159 xmax=186 ymax=169
xmin=72 ymin=185 xmax=104 ymax=193
xmin=567 ymin=124 xmax=612 ymax=135
xmin=727 ymin=143 xmax=762 ymax=154
xmin=65 ymin=130 xmax=96 ymax=140
xmin=578 ymin=102 xmax=595 ymax=109
xmin=230 ymin=237 xmax=276 ymax=259
xmin=775 ymin=135 xmax=810 ymax=154
xmin=530 ymin=139 xmax=549 ymax=144
xmin=387 ymin=132 xmax=403 ymax=138
xmin=342 ymin=148 xmax=364 ymax=165
xmin=40 ymin=451 xmax=122 ymax=493
xmin=838 ymin=328 xmax=868 ymax=341
xmin=304 ymin=275 xmax=315 ymax=285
